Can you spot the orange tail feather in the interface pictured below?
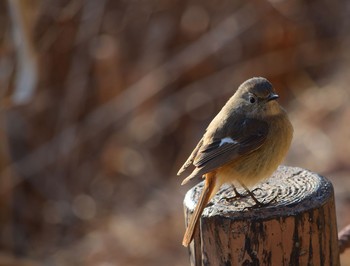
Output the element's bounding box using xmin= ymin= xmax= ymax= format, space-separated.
xmin=182 ymin=172 xmax=217 ymax=247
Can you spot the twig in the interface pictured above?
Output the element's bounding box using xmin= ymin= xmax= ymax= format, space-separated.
xmin=339 ymin=224 xmax=350 ymax=254
xmin=7 ymin=0 xmax=39 ymax=104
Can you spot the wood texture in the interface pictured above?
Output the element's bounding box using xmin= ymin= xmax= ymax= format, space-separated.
xmin=183 ymin=166 xmax=340 ymax=265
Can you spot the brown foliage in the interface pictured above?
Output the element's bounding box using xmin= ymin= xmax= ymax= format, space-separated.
xmin=0 ymin=0 xmax=349 ymax=265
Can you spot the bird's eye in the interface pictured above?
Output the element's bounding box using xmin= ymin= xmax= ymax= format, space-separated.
xmin=249 ymin=96 xmax=256 ymax=104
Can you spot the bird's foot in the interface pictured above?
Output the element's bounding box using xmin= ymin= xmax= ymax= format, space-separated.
xmin=220 ymin=185 xmax=247 ymax=202
xmin=243 ymin=195 xmax=278 ymax=210
xmin=236 ymin=181 xmax=277 ymax=210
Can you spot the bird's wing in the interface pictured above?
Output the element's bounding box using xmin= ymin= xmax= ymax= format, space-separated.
xmin=177 ymin=138 xmax=204 ymax=176
xmin=193 ymin=118 xmax=269 ymax=170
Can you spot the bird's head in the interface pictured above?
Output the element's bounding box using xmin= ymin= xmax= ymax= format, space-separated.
xmin=234 ymin=77 xmax=281 ymax=117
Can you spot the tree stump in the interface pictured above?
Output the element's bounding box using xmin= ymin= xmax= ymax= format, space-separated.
xmin=183 ymin=166 xmax=340 ymax=266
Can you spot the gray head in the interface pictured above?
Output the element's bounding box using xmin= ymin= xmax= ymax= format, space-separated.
xmin=238 ymin=77 xmax=277 ymax=101
xmin=232 ymin=77 xmax=280 ymax=116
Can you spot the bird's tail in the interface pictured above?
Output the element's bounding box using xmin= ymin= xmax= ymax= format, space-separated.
xmin=182 ymin=172 xmax=217 ymax=247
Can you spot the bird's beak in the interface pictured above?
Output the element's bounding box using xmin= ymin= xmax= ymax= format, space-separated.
xmin=267 ymin=93 xmax=279 ymax=102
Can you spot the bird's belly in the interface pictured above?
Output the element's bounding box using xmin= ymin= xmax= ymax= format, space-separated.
xmin=216 ymin=129 xmax=292 ymax=188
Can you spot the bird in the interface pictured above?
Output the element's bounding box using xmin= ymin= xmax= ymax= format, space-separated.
xmin=178 ymin=77 xmax=293 ymax=247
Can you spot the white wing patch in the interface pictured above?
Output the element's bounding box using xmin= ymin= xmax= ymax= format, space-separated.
xmin=219 ymin=137 xmax=237 ymax=147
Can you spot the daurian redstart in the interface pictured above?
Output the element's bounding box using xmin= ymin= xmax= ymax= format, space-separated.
xmin=178 ymin=77 xmax=293 ymax=247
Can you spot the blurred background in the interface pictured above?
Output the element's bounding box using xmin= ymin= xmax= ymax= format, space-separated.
xmin=0 ymin=0 xmax=349 ymax=265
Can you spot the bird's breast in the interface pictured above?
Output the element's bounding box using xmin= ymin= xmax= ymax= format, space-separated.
xmin=216 ymin=113 xmax=293 ymax=188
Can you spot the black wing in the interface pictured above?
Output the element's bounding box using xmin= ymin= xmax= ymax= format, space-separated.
xmin=193 ymin=118 xmax=269 ymax=170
